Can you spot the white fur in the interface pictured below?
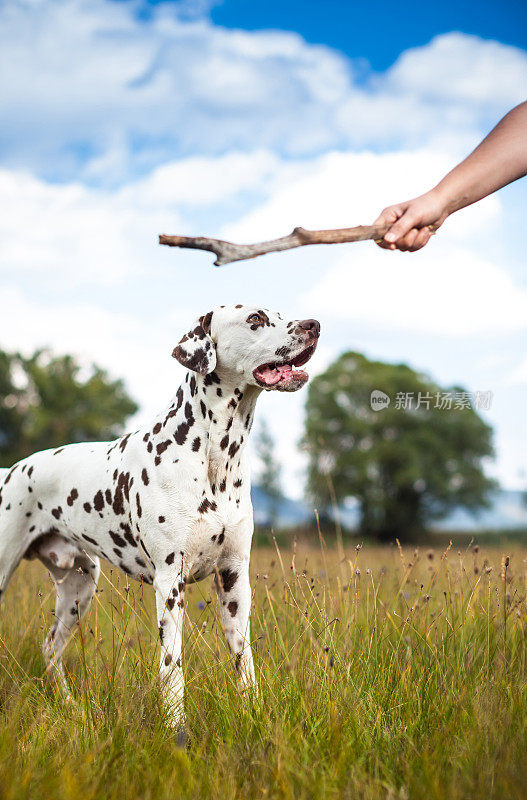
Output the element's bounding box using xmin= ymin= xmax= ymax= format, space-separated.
xmin=0 ymin=304 xmax=319 ymax=734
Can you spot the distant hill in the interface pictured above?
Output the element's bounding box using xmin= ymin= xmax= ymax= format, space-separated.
xmin=251 ymin=486 xmax=527 ymax=532
xmin=433 ymin=489 xmax=527 ymax=532
xmin=251 ymin=484 xmax=312 ymax=528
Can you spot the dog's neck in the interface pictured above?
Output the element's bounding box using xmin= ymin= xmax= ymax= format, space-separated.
xmin=148 ymin=369 xmax=261 ymax=484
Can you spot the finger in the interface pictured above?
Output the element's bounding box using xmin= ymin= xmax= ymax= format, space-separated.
xmin=408 ymin=228 xmax=432 ymax=252
xmin=384 ymin=210 xmax=418 ymax=243
xmin=397 ymin=228 xmax=419 ymax=252
xmin=375 ymin=239 xmax=397 ymax=251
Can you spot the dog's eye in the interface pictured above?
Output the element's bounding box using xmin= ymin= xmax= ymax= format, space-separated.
xmin=247 ymin=313 xmax=263 ymax=326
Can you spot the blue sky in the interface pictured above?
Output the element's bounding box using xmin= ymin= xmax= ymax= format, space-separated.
xmin=214 ymin=0 xmax=527 ymax=69
xmin=137 ymin=0 xmax=527 ymax=71
xmin=0 ymin=0 xmax=526 ymax=498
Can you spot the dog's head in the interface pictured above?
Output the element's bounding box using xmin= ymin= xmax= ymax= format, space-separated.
xmin=173 ymin=304 xmax=320 ymax=392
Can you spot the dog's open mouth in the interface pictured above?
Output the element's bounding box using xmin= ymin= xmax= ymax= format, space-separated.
xmin=253 ymin=344 xmax=317 ymax=391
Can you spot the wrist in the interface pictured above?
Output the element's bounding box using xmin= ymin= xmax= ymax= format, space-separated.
xmin=432 ymin=177 xmax=470 ymax=217
xmin=428 ymin=184 xmax=454 ymax=217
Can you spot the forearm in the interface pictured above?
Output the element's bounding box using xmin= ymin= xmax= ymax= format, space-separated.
xmin=373 ymin=101 xmax=527 ymax=251
xmin=433 ymin=101 xmax=527 ymax=215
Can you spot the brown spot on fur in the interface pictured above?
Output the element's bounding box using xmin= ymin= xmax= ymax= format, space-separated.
xmin=156 ymin=440 xmax=172 ymax=455
xmin=123 ymin=529 xmax=137 ymax=548
xmin=109 ymin=531 xmax=127 ymax=548
xmin=228 ymin=441 xmax=240 ymax=458
xmin=198 ymin=498 xmax=217 ymax=514
xmin=174 ymin=419 xmax=193 ymax=446
xmin=118 ymin=434 xmax=131 ymax=452
xmin=93 ymin=490 xmax=104 ymax=512
xmin=112 ymin=472 xmax=129 ymax=516
xmin=66 ymin=488 xmax=79 ymax=506
xmin=220 ymin=568 xmax=237 ymax=592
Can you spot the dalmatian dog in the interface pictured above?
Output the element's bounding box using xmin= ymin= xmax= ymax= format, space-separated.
xmin=0 ymin=304 xmax=320 ymax=738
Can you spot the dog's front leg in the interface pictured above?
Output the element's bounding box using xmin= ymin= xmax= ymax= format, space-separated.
xmin=154 ymin=570 xmax=186 ymax=741
xmin=215 ymin=558 xmax=257 ymax=693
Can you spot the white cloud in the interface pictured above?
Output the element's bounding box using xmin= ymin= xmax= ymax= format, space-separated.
xmin=386 ymin=33 xmax=527 ymax=107
xmin=0 ymin=168 xmax=161 ymax=287
xmin=0 ymin=151 xmax=289 ymax=288
xmin=301 ymin=245 xmax=527 ymax=336
xmin=0 ymin=283 xmax=189 ymax=423
xmin=509 ymin=356 xmax=527 ymax=386
xmin=223 ymin=147 xmax=502 ymax=241
xmin=0 ymin=1 xmax=526 ymax=182
xmin=121 ymin=150 xmax=286 ymax=208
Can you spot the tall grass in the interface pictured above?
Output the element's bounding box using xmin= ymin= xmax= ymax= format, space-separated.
xmin=0 ymin=538 xmax=526 ymax=799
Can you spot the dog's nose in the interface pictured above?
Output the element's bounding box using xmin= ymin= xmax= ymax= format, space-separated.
xmin=298 ymin=319 xmax=320 ymax=337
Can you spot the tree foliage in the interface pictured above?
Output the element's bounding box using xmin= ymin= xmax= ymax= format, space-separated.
xmin=303 ymin=351 xmax=495 ymax=540
xmin=0 ymin=348 xmax=138 ymax=468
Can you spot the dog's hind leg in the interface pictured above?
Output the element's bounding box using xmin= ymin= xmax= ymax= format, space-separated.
xmin=0 ymin=521 xmax=31 ymax=603
xmin=42 ymin=552 xmax=100 ymax=694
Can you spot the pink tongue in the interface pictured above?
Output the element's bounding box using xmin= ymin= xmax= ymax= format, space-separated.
xmin=260 ymin=364 xmax=292 ymax=385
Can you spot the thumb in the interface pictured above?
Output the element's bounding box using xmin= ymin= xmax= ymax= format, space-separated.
xmin=384 ymin=209 xmax=417 ymax=243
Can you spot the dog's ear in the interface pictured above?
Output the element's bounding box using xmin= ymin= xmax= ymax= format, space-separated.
xmin=172 ymin=311 xmax=216 ymax=375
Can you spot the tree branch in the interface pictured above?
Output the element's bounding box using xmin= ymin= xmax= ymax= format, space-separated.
xmin=158 ymin=224 xmax=390 ymax=266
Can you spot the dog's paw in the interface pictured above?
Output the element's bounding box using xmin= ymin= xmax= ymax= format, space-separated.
xmin=163 ymin=702 xmax=188 ymax=746
xmin=175 ymin=724 xmax=189 ymax=748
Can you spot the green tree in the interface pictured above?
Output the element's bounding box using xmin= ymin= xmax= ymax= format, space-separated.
xmin=0 ymin=348 xmax=138 ymax=468
xmin=303 ymin=351 xmax=495 ymax=541
xmin=255 ymin=418 xmax=283 ymax=527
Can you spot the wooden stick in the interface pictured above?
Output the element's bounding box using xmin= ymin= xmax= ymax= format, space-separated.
xmin=158 ymin=223 xmax=390 ymax=266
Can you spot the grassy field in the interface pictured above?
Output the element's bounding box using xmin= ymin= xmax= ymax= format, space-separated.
xmin=0 ymin=535 xmax=526 ymax=800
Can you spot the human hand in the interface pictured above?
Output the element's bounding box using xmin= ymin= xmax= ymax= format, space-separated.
xmin=373 ymin=189 xmax=451 ymax=251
